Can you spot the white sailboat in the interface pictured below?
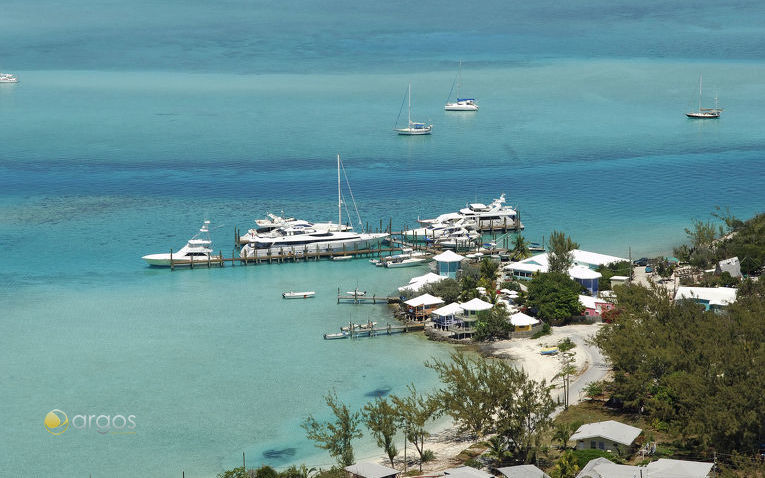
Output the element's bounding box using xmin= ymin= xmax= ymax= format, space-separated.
xmin=395 ymin=83 xmax=432 ymax=135
xmin=444 ymin=60 xmax=478 ymax=111
xmin=686 ymin=74 xmax=721 ymax=119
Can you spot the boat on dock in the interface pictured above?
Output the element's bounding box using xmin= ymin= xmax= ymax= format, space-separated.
xmin=282 ymin=291 xmax=316 ymax=299
xmin=323 ymin=331 xmax=350 ymax=340
xmin=341 ymin=321 xmax=378 ymax=332
xmin=142 ymin=220 xmax=220 ymax=267
xmin=332 ymin=255 xmax=353 ymax=261
xmin=416 ymin=194 xmax=522 ymax=232
xmin=385 ymin=256 xmax=429 ymax=268
xmin=346 ymin=289 xmax=367 ymax=296
xmin=239 ymin=155 xmax=388 ymax=259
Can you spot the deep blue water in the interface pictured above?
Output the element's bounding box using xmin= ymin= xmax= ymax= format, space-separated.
xmin=1 ymin=1 xmax=764 ymax=476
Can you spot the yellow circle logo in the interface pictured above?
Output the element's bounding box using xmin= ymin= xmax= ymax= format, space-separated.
xmin=44 ymin=409 xmax=69 ymax=435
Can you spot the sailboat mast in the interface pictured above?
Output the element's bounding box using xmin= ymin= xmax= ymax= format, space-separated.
xmin=699 ymin=74 xmax=703 ymax=111
xmin=408 ymin=82 xmax=412 ymax=126
xmin=337 ymin=154 xmax=342 ymax=228
xmin=457 ymin=60 xmax=462 ymax=99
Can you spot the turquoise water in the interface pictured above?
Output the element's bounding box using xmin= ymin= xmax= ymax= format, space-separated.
xmin=2 ymin=1 xmax=765 ymax=476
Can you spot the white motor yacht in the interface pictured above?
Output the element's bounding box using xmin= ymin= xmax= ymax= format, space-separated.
xmin=240 ymin=155 xmax=388 ymax=258
xmin=0 ymin=73 xmax=18 ymax=83
xmin=142 ymin=221 xmax=220 ymax=266
xmin=458 ymin=194 xmax=521 ymax=230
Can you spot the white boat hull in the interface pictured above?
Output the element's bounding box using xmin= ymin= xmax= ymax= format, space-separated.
xmin=282 ymin=291 xmax=315 ymax=299
xmin=385 ymin=258 xmax=428 ymax=268
xmin=444 ymin=103 xmax=478 ymax=111
xmin=142 ymin=253 xmax=220 ymax=267
xmin=396 ymin=127 xmax=432 ymax=135
xmin=240 ymin=234 xmax=388 ymax=258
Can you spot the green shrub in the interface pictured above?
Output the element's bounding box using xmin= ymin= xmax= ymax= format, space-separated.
xmin=463 ymin=458 xmax=484 ymax=469
xmin=531 ymin=322 xmax=551 ymax=339
xmin=571 ymin=449 xmax=621 ymax=468
xmin=421 ymin=449 xmax=436 ymax=463
xmin=557 ymin=337 xmax=576 ymax=352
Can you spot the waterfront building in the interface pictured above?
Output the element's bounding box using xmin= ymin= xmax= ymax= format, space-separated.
xmin=404 ymin=293 xmax=444 ymax=321
xmin=509 ymin=311 xmax=540 ymax=332
xmin=578 ymin=295 xmax=615 ymax=318
xmin=398 ymin=272 xmax=446 ymax=293
xmin=345 ymin=462 xmax=399 ymax=478
xmin=433 ymin=250 xmax=465 ymax=278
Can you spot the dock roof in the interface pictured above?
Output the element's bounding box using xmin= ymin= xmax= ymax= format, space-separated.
xmin=570 ymin=420 xmax=642 ymax=446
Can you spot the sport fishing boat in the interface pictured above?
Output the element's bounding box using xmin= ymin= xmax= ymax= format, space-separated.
xmin=142 ymin=220 xmax=220 ymax=266
xmin=239 ymin=155 xmax=388 ymax=258
xmin=0 ymin=73 xmax=18 ymax=83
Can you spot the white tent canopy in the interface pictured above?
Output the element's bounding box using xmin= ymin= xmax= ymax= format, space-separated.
xmin=432 ymin=302 xmax=464 ymax=317
xmin=509 ymin=312 xmax=539 ymax=327
xmin=404 ymin=293 xmax=444 ymax=307
xmin=460 ymin=297 xmax=493 ymax=312
xmin=433 ymin=250 xmax=465 ymax=263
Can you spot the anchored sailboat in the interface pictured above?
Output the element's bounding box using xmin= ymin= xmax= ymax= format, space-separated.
xmin=445 ymin=60 xmax=478 ymax=111
xmin=395 ymin=83 xmax=432 ymax=135
xmin=686 ymin=74 xmax=722 ymax=119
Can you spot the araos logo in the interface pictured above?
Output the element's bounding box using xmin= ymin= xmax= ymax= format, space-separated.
xmin=45 ymin=410 xmax=136 ymax=435
xmin=44 ymin=409 xmax=69 ymax=435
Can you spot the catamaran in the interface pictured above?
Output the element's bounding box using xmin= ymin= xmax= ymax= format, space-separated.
xmin=239 ymin=155 xmax=388 ymax=258
xmin=686 ymin=74 xmax=722 ymax=119
xmin=142 ymin=220 xmax=221 ymax=266
xmin=395 ymin=83 xmax=432 ymax=135
xmin=444 ymin=60 xmax=478 ymax=111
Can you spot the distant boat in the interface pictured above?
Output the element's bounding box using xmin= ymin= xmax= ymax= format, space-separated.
xmin=341 ymin=321 xmax=377 ymax=332
xmin=142 ymin=220 xmax=220 ymax=267
xmin=323 ymin=331 xmax=350 ymax=340
xmin=332 ymin=255 xmax=353 ymax=261
xmin=444 ymin=60 xmax=478 ymax=111
xmin=395 ymin=83 xmax=432 ymax=135
xmin=385 ymin=257 xmax=429 ymax=268
xmin=282 ymin=291 xmax=315 ymax=299
xmin=0 ymin=73 xmax=18 ymax=83
xmin=686 ymin=74 xmax=721 ymax=119
xmin=346 ymin=289 xmax=367 ymax=296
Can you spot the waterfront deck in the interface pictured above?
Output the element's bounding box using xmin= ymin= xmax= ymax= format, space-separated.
xmin=323 ymin=322 xmax=425 ymax=340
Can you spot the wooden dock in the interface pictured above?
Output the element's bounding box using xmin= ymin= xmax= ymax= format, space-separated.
xmin=337 ymin=292 xmax=399 ymax=304
xmin=323 ymin=322 xmax=425 ymax=340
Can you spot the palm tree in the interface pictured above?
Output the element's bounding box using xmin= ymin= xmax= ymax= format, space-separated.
xmin=550 ymin=450 xmax=579 ymax=478
xmin=552 ymin=422 xmax=575 ymax=450
xmin=512 ymin=234 xmax=531 ymax=261
xmin=484 ymin=435 xmax=510 ymax=468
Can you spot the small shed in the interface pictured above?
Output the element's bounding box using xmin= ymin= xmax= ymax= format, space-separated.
xmin=509 ymin=311 xmax=540 ymax=332
xmin=609 ymin=275 xmax=629 ymax=288
xmin=570 ymin=420 xmax=642 ymax=455
xmin=345 ymin=462 xmax=399 ymax=478
xmin=433 ymin=250 xmax=465 ymax=278
xmin=497 ymin=464 xmax=551 ymax=478
xmin=674 ymin=286 xmax=738 ymax=311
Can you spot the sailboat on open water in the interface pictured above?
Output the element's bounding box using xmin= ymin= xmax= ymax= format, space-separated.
xmin=444 ymin=60 xmax=478 ymax=111
xmin=686 ymin=74 xmax=722 ymax=119
xmin=395 ymin=83 xmax=432 ymax=135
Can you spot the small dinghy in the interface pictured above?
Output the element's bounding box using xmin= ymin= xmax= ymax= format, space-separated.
xmin=333 ymin=255 xmax=353 ymax=261
xmin=282 ymin=291 xmax=316 ymax=299
xmin=346 ymin=289 xmax=367 ymax=296
xmin=323 ymin=331 xmax=350 ymax=340
xmin=341 ymin=321 xmax=377 ymax=332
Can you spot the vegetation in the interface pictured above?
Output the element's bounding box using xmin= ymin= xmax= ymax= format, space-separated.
xmin=531 ymin=322 xmax=551 ymax=339
xmin=547 ymin=231 xmax=579 ymax=274
xmin=594 ymin=280 xmax=765 ymax=455
xmin=390 ymin=384 xmax=440 ymax=471
xmin=301 ymin=391 xmax=363 ymax=467
xmin=595 ymin=260 xmax=631 ymax=291
xmin=362 ymin=398 xmax=399 ymax=467
xmin=552 ymin=422 xmax=576 ymax=450
xmin=549 ymin=450 xmax=580 ymax=478
xmin=474 ymin=304 xmax=513 ymax=341
xmin=511 ymin=234 xmax=532 ymax=261
xmin=418 ymin=278 xmax=461 ymax=304
xmin=526 ymin=272 xmax=584 ymax=324
xmin=570 ymin=449 xmax=622 ymax=468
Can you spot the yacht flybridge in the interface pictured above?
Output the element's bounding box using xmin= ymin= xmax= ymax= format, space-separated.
xmin=142 ymin=220 xmax=220 ymax=266
xmin=240 ymin=155 xmax=388 ymax=258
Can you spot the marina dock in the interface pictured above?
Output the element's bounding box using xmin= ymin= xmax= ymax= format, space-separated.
xmin=323 ymin=322 xmax=425 ymax=340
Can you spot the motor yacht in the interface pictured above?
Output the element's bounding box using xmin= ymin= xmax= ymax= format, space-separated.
xmin=142 ymin=221 xmax=220 ymax=266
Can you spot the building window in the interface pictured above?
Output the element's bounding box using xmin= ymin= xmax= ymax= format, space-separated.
xmin=591 ymin=441 xmax=596 ymax=449
xmin=599 ymin=441 xmax=605 ymax=450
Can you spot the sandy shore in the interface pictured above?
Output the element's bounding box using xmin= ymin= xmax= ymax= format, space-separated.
xmin=368 ymin=323 xmax=606 ymax=473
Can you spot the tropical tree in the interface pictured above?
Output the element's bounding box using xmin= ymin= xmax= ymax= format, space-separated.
xmin=511 ymin=234 xmax=531 ymax=261
xmin=474 ymin=304 xmax=512 ymax=341
xmin=552 ymin=422 xmax=576 ymax=450
xmin=484 ymin=435 xmax=511 ymax=468
xmin=479 ymin=257 xmax=500 ymax=283
xmin=555 ymin=352 xmax=577 ymax=409
xmin=547 ymin=231 xmax=579 ymax=274
xmin=550 ymin=450 xmax=580 ymax=478
xmin=390 ymin=384 xmax=440 ymax=471
xmin=362 ymin=398 xmax=399 ymax=467
xmin=526 ymin=272 xmax=584 ymax=324
xmin=302 ymin=391 xmax=363 ymax=467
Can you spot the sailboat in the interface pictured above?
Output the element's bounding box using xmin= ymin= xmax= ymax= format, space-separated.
xmin=444 ymin=60 xmax=478 ymax=111
xmin=395 ymin=83 xmax=432 ymax=135
xmin=686 ymin=74 xmax=721 ymax=119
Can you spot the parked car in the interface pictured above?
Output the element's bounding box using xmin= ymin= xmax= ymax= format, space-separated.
xmin=634 ymin=257 xmax=649 ymax=266
xmin=645 ymin=266 xmax=653 ymax=273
